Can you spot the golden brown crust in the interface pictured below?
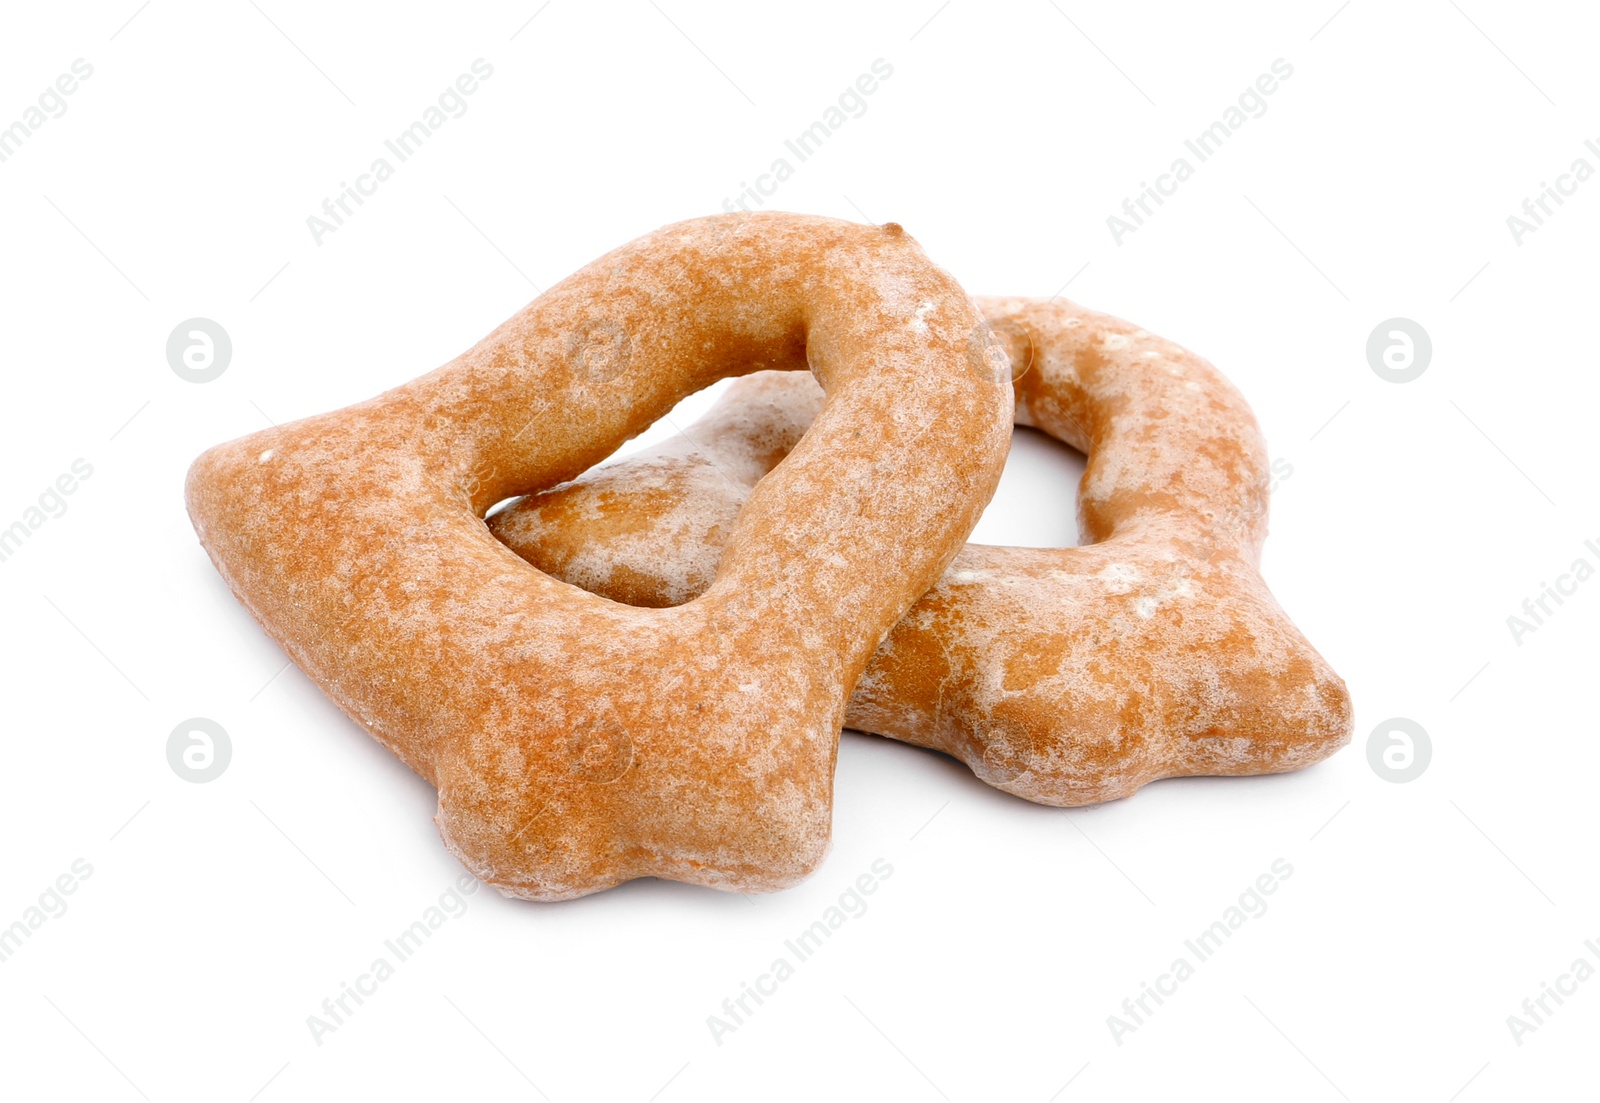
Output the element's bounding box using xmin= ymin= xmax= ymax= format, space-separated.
xmin=490 ymin=296 xmax=1353 ymax=806
xmin=185 ymin=213 xmax=1014 ymax=899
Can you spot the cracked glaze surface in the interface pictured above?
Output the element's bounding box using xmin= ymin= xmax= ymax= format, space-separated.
xmin=185 ymin=213 xmax=1014 ymax=899
xmin=491 ymin=297 xmax=1354 ymax=806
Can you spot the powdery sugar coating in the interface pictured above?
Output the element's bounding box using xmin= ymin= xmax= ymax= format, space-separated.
xmin=185 ymin=213 xmax=1014 ymax=900
xmin=491 ymin=296 xmax=1353 ymax=806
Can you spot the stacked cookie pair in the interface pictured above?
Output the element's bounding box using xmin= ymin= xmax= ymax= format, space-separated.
xmin=187 ymin=214 xmax=1350 ymax=901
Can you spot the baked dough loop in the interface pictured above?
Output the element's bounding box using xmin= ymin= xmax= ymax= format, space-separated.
xmin=490 ymin=296 xmax=1353 ymax=807
xmin=185 ymin=214 xmax=1014 ymax=900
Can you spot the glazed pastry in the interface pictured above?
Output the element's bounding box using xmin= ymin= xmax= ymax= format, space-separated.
xmin=186 ymin=214 xmax=1013 ymax=899
xmin=490 ymin=296 xmax=1353 ymax=806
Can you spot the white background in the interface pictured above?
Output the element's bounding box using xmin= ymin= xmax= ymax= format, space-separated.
xmin=1 ymin=1 xmax=1596 ymax=1100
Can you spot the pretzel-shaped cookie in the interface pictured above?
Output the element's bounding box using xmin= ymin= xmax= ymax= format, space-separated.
xmin=490 ymin=296 xmax=1353 ymax=806
xmin=185 ymin=213 xmax=1013 ymax=899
